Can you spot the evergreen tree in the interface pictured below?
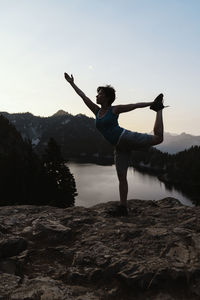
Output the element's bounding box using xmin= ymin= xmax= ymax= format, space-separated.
xmin=42 ymin=138 xmax=77 ymax=207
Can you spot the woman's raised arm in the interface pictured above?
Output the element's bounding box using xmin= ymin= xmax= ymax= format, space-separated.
xmin=64 ymin=73 xmax=99 ymax=115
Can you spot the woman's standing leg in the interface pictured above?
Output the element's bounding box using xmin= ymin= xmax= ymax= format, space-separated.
xmin=114 ymin=149 xmax=130 ymax=209
xmin=116 ymin=168 xmax=128 ymax=207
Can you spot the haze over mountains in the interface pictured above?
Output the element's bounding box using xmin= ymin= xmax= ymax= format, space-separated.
xmin=1 ymin=110 xmax=200 ymax=156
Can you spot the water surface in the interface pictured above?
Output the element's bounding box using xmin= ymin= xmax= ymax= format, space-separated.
xmin=68 ymin=163 xmax=193 ymax=207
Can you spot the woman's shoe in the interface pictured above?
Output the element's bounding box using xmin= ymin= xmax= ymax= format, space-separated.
xmin=150 ymin=94 xmax=165 ymax=112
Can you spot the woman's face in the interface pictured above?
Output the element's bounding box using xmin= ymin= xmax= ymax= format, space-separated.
xmin=96 ymin=89 xmax=109 ymax=105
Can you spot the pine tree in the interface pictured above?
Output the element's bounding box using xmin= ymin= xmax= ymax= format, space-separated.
xmin=42 ymin=138 xmax=77 ymax=207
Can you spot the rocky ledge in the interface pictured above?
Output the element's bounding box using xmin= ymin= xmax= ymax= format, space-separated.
xmin=0 ymin=198 xmax=200 ymax=300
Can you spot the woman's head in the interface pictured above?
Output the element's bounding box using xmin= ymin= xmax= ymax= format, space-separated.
xmin=96 ymin=85 xmax=116 ymax=106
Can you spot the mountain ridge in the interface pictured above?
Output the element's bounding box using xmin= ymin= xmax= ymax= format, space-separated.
xmin=52 ymin=109 xmax=69 ymax=117
xmin=1 ymin=111 xmax=200 ymax=156
xmin=0 ymin=111 xmax=113 ymax=160
xmin=156 ymin=132 xmax=200 ymax=154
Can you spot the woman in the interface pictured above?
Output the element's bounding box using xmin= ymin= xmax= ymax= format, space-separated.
xmin=64 ymin=72 xmax=165 ymax=216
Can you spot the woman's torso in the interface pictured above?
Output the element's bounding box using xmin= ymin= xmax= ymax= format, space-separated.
xmin=95 ymin=107 xmax=124 ymax=145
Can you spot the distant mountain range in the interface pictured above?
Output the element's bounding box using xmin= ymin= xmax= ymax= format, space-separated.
xmin=0 ymin=110 xmax=113 ymax=160
xmin=1 ymin=110 xmax=200 ymax=156
xmin=156 ymin=132 xmax=200 ymax=154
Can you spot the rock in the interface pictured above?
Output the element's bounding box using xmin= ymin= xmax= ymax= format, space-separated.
xmin=0 ymin=258 xmax=17 ymax=274
xmin=32 ymin=218 xmax=72 ymax=244
xmin=0 ymin=198 xmax=200 ymax=299
xmin=0 ymin=224 xmax=8 ymax=233
xmin=0 ymin=273 xmax=21 ymax=298
xmin=9 ymin=277 xmax=68 ymax=300
xmin=0 ymin=237 xmax=27 ymax=258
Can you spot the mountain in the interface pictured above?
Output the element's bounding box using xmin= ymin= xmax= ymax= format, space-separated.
xmin=156 ymin=132 xmax=200 ymax=154
xmin=0 ymin=111 xmax=113 ymax=161
xmin=1 ymin=111 xmax=199 ymax=157
xmin=52 ymin=109 xmax=70 ymax=117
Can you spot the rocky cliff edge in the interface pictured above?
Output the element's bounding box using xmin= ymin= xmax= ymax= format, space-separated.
xmin=0 ymin=198 xmax=200 ymax=300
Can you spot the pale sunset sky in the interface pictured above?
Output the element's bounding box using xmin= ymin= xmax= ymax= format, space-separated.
xmin=0 ymin=0 xmax=200 ymax=134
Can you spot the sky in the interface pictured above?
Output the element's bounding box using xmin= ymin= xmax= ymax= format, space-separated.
xmin=0 ymin=0 xmax=200 ymax=135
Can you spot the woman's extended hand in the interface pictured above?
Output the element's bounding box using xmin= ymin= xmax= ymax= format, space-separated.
xmin=64 ymin=73 xmax=74 ymax=84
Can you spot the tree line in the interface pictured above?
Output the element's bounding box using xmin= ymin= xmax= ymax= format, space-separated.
xmin=131 ymin=146 xmax=200 ymax=204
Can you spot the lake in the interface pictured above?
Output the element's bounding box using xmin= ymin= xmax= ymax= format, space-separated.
xmin=68 ymin=162 xmax=193 ymax=207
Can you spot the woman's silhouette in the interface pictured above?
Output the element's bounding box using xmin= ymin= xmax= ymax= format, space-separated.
xmin=64 ymin=73 xmax=165 ymax=216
